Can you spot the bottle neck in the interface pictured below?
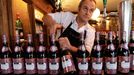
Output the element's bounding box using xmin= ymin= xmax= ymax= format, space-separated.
xmin=121 ymin=31 xmax=127 ymax=44
xmin=107 ymin=31 xmax=113 ymax=44
xmin=50 ymin=34 xmax=56 ymax=46
xmin=94 ymin=37 xmax=100 ymax=45
xmin=3 ymin=42 xmax=8 ymax=47
xmin=95 ymin=32 xmax=100 ymax=45
xmin=2 ymin=34 xmax=8 ymax=47
xmin=15 ymin=42 xmax=21 ymax=47
xmin=28 ymin=34 xmax=33 ymax=46
xmin=28 ymin=42 xmax=33 ymax=46
xmin=39 ymin=33 xmax=44 ymax=45
xmin=130 ymin=31 xmax=134 ymax=43
xmin=39 ymin=41 xmax=45 ymax=46
xmin=39 ymin=38 xmax=45 ymax=46
xmin=15 ymin=35 xmax=21 ymax=46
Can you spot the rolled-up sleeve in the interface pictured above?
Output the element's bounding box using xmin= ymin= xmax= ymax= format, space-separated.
xmin=48 ymin=12 xmax=75 ymax=28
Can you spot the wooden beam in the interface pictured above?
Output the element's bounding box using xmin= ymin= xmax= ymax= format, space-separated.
xmin=23 ymin=0 xmax=33 ymax=4
xmin=7 ymin=0 xmax=14 ymax=50
xmin=32 ymin=0 xmax=53 ymax=14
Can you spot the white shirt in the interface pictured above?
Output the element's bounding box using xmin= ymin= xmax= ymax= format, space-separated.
xmin=49 ymin=12 xmax=95 ymax=53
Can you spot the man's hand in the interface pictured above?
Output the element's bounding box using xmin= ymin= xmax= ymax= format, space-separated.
xmin=58 ymin=37 xmax=71 ymax=49
xmin=58 ymin=37 xmax=78 ymax=52
xmin=42 ymin=14 xmax=62 ymax=34
xmin=50 ymin=23 xmax=62 ymax=34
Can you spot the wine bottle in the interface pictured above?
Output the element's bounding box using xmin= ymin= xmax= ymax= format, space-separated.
xmin=48 ymin=34 xmax=60 ymax=75
xmin=117 ymin=31 xmax=130 ymax=74
xmin=100 ymin=32 xmax=107 ymax=51
xmin=12 ymin=34 xmax=25 ymax=74
xmin=37 ymin=33 xmax=48 ymax=74
xmin=25 ymin=34 xmax=37 ymax=74
xmin=0 ymin=34 xmax=13 ymax=74
xmin=129 ymin=31 xmax=134 ymax=71
xmin=114 ymin=31 xmax=119 ymax=48
xmin=91 ymin=32 xmax=103 ymax=75
xmin=104 ymin=31 xmax=117 ymax=75
xmin=61 ymin=47 xmax=76 ymax=74
xmin=77 ymin=30 xmax=90 ymax=75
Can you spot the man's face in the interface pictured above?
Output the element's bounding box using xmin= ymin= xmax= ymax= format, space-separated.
xmin=78 ymin=0 xmax=96 ymax=22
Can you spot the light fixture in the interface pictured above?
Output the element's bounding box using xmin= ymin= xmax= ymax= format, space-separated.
xmin=91 ymin=8 xmax=100 ymax=20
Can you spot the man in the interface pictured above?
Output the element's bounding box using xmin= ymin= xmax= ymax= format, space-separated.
xmin=43 ymin=0 xmax=96 ymax=53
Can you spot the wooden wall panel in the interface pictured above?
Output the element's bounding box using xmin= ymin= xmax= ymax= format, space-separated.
xmin=0 ymin=0 xmax=10 ymax=48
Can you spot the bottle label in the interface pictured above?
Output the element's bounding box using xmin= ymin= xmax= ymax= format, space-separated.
xmin=49 ymin=62 xmax=59 ymax=70
xmin=78 ymin=62 xmax=88 ymax=70
xmin=106 ymin=62 xmax=117 ymax=69
xmin=118 ymin=56 xmax=130 ymax=73
xmin=92 ymin=57 xmax=103 ymax=70
xmin=77 ymin=58 xmax=88 ymax=70
xmin=62 ymin=56 xmax=72 ymax=68
xmin=0 ymin=58 xmax=13 ymax=74
xmin=13 ymin=58 xmax=25 ymax=74
xmin=13 ymin=63 xmax=22 ymax=70
xmin=25 ymin=58 xmax=36 ymax=74
xmin=37 ymin=63 xmax=46 ymax=70
xmin=92 ymin=62 xmax=102 ymax=70
xmin=49 ymin=58 xmax=59 ymax=70
xmin=105 ymin=57 xmax=117 ymax=70
xmin=49 ymin=58 xmax=60 ymax=74
xmin=105 ymin=62 xmax=117 ymax=74
xmin=121 ymin=61 xmax=130 ymax=68
xmin=77 ymin=57 xmax=89 ymax=74
xmin=62 ymin=55 xmax=76 ymax=74
xmin=13 ymin=58 xmax=24 ymax=70
xmin=37 ymin=58 xmax=47 ymax=70
xmin=1 ymin=62 xmax=9 ymax=70
xmin=77 ymin=58 xmax=89 ymax=75
xmin=37 ymin=58 xmax=48 ymax=74
xmin=26 ymin=63 xmax=35 ymax=70
xmin=130 ymin=54 xmax=134 ymax=70
xmin=91 ymin=57 xmax=103 ymax=75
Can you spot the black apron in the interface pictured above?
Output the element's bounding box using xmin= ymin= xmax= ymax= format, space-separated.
xmin=59 ymin=22 xmax=81 ymax=47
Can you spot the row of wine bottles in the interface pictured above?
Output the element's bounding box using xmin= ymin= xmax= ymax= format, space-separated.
xmin=0 ymin=32 xmax=80 ymax=75
xmin=0 ymin=30 xmax=134 ymax=75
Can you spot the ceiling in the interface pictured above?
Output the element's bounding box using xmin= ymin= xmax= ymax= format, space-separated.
xmin=61 ymin=0 xmax=134 ymax=12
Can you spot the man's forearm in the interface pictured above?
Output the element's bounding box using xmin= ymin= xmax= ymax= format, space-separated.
xmin=70 ymin=45 xmax=78 ymax=52
xmin=42 ymin=14 xmax=56 ymax=27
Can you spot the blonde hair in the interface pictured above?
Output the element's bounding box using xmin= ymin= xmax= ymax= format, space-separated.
xmin=79 ymin=0 xmax=96 ymax=8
